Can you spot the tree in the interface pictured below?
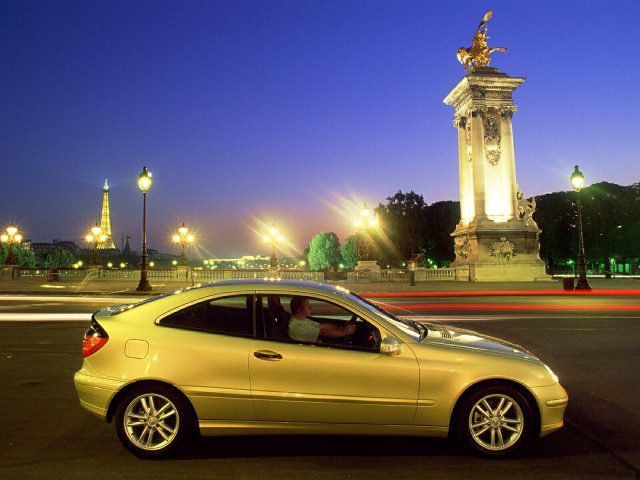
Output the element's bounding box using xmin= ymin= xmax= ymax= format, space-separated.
xmin=308 ymin=232 xmax=341 ymax=270
xmin=40 ymin=248 xmax=76 ymax=268
xmin=0 ymin=244 xmax=36 ymax=267
xmin=423 ymin=201 xmax=460 ymax=266
xmin=375 ymin=190 xmax=429 ymax=265
xmin=375 ymin=191 xmax=460 ymax=267
xmin=341 ymin=235 xmax=360 ymax=269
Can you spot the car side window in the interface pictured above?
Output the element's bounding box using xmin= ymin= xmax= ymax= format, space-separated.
xmin=261 ymin=294 xmax=381 ymax=351
xmin=159 ymin=295 xmax=253 ymax=337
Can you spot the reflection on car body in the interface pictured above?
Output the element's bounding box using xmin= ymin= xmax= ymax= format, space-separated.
xmin=74 ymin=279 xmax=567 ymax=458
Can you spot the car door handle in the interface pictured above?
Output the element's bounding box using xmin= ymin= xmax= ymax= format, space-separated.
xmin=253 ymin=350 xmax=283 ymax=361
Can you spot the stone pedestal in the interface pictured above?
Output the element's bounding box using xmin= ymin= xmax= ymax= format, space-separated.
xmin=444 ymin=68 xmax=548 ymax=281
xmin=176 ymin=266 xmax=190 ymax=280
xmin=355 ymin=260 xmax=381 ymax=282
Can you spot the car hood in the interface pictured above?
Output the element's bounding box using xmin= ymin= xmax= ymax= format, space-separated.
xmin=421 ymin=323 xmax=539 ymax=361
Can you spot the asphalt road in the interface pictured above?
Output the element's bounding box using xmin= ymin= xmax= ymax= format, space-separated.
xmin=0 ymin=296 xmax=638 ymax=479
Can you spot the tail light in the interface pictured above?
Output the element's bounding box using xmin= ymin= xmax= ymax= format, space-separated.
xmin=83 ymin=322 xmax=109 ymax=358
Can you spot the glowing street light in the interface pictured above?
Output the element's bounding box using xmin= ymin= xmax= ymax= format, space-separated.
xmin=86 ymin=223 xmax=107 ymax=265
xmin=571 ymin=165 xmax=591 ymax=290
xmin=354 ymin=203 xmax=378 ymax=229
xmin=263 ymin=223 xmax=284 ymax=268
xmin=353 ymin=202 xmax=379 ymax=262
xmin=136 ymin=166 xmax=153 ymax=292
xmin=173 ymin=222 xmax=194 ymax=266
xmin=1 ymin=224 xmax=22 ymax=266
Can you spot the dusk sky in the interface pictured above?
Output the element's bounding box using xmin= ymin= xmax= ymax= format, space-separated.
xmin=1 ymin=1 xmax=638 ymax=259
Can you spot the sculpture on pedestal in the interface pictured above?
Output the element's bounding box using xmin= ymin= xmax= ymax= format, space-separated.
xmin=457 ymin=11 xmax=508 ymax=73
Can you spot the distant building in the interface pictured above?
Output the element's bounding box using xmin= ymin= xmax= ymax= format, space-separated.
xmin=31 ymin=239 xmax=81 ymax=262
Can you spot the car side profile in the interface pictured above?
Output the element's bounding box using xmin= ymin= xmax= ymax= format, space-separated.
xmin=74 ymin=280 xmax=567 ymax=458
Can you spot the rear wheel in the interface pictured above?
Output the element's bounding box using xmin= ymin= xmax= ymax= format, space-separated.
xmin=115 ymin=385 xmax=192 ymax=457
xmin=456 ymin=385 xmax=533 ymax=457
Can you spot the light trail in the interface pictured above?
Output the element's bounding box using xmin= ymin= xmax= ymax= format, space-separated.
xmin=0 ymin=313 xmax=92 ymax=322
xmin=0 ymin=295 xmax=140 ymax=303
xmin=361 ymin=289 xmax=640 ymax=298
xmin=382 ymin=303 xmax=640 ymax=312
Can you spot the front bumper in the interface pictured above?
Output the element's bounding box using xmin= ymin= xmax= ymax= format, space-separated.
xmin=530 ymin=383 xmax=568 ymax=437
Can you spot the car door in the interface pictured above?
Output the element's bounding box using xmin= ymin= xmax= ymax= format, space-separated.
xmin=249 ymin=293 xmax=419 ymax=425
xmin=154 ymin=293 xmax=257 ymax=421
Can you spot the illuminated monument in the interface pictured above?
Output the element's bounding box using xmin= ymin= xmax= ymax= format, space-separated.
xmin=98 ymin=179 xmax=116 ymax=250
xmin=444 ymin=11 xmax=546 ymax=281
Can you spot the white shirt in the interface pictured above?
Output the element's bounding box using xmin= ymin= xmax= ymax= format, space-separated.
xmin=289 ymin=317 xmax=320 ymax=343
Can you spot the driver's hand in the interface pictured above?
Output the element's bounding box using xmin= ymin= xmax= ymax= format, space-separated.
xmin=342 ymin=323 xmax=356 ymax=335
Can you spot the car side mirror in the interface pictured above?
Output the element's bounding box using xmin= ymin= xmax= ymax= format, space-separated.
xmin=380 ymin=337 xmax=402 ymax=355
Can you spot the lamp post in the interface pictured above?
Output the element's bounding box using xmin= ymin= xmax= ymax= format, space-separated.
xmin=86 ymin=223 xmax=106 ymax=266
xmin=263 ymin=223 xmax=283 ymax=268
xmin=1 ymin=224 xmax=22 ymax=266
xmin=173 ymin=223 xmax=194 ymax=267
xmin=136 ymin=166 xmax=153 ymax=292
xmin=571 ymin=165 xmax=591 ymax=290
xmin=354 ymin=203 xmax=379 ymax=262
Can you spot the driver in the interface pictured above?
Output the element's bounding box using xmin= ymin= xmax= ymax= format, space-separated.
xmin=288 ymin=296 xmax=356 ymax=343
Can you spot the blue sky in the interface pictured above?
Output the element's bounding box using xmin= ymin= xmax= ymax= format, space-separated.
xmin=1 ymin=1 xmax=638 ymax=258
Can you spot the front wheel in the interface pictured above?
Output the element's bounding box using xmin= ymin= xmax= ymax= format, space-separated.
xmin=456 ymin=385 xmax=533 ymax=457
xmin=115 ymin=385 xmax=192 ymax=457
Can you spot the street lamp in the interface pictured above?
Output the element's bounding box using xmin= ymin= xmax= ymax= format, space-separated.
xmin=173 ymin=223 xmax=194 ymax=267
xmin=263 ymin=223 xmax=283 ymax=268
xmin=86 ymin=223 xmax=106 ymax=266
xmin=1 ymin=224 xmax=22 ymax=266
xmin=354 ymin=203 xmax=378 ymax=229
xmin=354 ymin=203 xmax=379 ymax=262
xmin=136 ymin=166 xmax=153 ymax=292
xmin=571 ymin=165 xmax=591 ymax=290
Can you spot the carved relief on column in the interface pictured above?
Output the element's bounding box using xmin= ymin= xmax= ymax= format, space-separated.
xmin=489 ymin=237 xmax=515 ymax=263
xmin=452 ymin=114 xmax=466 ymax=128
xmin=454 ymin=235 xmax=471 ymax=261
xmin=498 ymin=105 xmax=517 ymax=118
xmin=483 ymin=114 xmax=501 ymax=166
xmin=465 ymin=124 xmax=472 ymax=164
xmin=470 ymin=105 xmax=488 ymax=117
xmin=454 ymin=115 xmax=473 ymax=165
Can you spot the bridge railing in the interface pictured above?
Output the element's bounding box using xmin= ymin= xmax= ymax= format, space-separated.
xmin=3 ymin=266 xmax=467 ymax=282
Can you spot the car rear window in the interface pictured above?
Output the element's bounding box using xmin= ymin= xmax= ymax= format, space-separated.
xmin=159 ymin=295 xmax=253 ymax=337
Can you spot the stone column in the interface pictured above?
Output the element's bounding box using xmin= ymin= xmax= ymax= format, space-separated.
xmin=443 ymin=68 xmax=547 ymax=282
xmin=470 ymin=107 xmax=487 ymax=220
xmin=456 ymin=116 xmax=474 ymax=223
xmin=499 ymin=106 xmax=518 ymax=219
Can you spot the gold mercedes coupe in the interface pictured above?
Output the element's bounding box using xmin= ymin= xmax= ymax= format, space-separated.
xmin=74 ymin=280 xmax=567 ymax=458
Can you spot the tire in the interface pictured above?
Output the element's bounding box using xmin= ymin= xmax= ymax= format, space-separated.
xmin=456 ymin=385 xmax=533 ymax=457
xmin=114 ymin=385 xmax=192 ymax=458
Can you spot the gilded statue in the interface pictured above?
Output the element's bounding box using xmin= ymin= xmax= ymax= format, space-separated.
xmin=457 ymin=11 xmax=508 ymax=73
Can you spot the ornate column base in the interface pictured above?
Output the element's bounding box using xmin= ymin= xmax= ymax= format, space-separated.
xmin=451 ymin=220 xmax=550 ymax=282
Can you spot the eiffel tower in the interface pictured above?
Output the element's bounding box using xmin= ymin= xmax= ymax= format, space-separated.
xmin=99 ymin=179 xmax=116 ymax=249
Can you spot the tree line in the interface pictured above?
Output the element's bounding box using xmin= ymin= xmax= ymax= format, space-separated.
xmin=305 ymin=182 xmax=640 ymax=273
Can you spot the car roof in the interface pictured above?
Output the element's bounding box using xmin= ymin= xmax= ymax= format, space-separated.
xmin=196 ymin=279 xmax=343 ymax=292
xmin=111 ymin=279 xmax=354 ymax=317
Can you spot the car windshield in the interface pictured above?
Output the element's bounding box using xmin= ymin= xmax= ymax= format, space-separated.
xmin=347 ymin=291 xmax=423 ymax=341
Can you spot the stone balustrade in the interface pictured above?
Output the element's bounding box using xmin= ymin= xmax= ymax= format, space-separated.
xmin=3 ymin=266 xmax=469 ymax=283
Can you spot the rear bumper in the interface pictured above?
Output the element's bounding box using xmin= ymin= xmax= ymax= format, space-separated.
xmin=530 ymin=383 xmax=568 ymax=437
xmin=74 ymin=370 xmax=125 ymax=420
